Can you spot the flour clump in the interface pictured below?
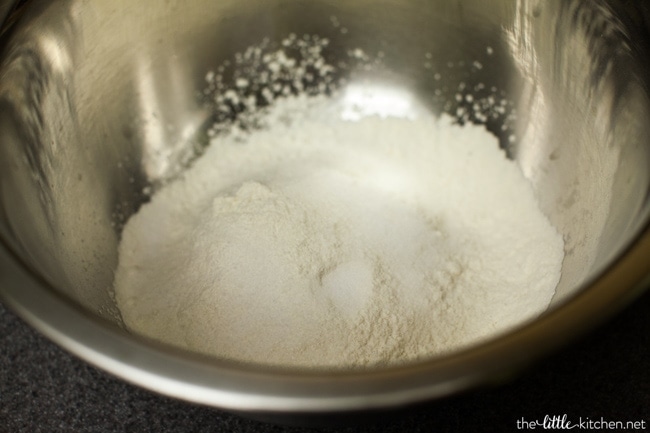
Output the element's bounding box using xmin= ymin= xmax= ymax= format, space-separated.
xmin=114 ymin=96 xmax=564 ymax=369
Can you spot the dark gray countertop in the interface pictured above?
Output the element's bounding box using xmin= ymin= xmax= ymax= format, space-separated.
xmin=1 ymin=291 xmax=648 ymax=433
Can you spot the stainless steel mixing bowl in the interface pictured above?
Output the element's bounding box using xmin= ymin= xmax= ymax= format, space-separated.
xmin=1 ymin=0 xmax=650 ymax=421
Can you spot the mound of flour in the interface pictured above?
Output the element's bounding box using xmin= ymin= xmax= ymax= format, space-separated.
xmin=114 ymin=97 xmax=564 ymax=369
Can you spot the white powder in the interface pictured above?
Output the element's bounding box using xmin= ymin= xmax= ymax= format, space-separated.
xmin=114 ymin=96 xmax=564 ymax=369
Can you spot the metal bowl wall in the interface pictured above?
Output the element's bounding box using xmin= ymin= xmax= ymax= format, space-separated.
xmin=1 ymin=0 xmax=649 ymax=420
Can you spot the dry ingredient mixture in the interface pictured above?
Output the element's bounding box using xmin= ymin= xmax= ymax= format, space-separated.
xmin=114 ymin=93 xmax=564 ymax=368
xmin=113 ymin=32 xmax=564 ymax=369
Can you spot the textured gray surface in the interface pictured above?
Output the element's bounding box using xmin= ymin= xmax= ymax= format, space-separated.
xmin=1 ymin=292 xmax=649 ymax=433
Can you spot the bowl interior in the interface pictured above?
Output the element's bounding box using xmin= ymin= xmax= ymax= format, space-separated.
xmin=1 ymin=0 xmax=649 ymax=352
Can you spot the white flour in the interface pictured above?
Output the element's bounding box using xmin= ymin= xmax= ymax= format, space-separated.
xmin=114 ymin=96 xmax=564 ymax=369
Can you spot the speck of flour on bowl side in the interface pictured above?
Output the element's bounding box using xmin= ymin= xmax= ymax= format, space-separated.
xmin=113 ymin=37 xmax=564 ymax=369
